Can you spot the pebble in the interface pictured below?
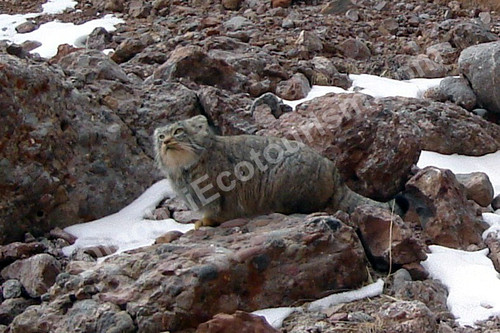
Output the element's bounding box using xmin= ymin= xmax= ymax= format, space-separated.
xmin=2 ymin=279 xmax=23 ymax=299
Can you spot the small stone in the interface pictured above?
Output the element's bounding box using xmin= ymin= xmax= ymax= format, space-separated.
xmin=1 ymin=253 xmax=61 ymax=298
xmin=347 ymin=311 xmax=374 ymax=322
xmin=374 ymin=1 xmax=387 ymax=11
xmin=320 ymin=0 xmax=355 ymax=15
xmin=282 ymin=18 xmax=295 ymax=29
xmin=295 ymin=30 xmax=323 ymax=53
xmin=196 ymin=311 xmax=279 ymax=332
xmin=49 ymin=227 xmax=76 ymax=244
xmin=222 ymin=0 xmax=242 ymax=10
xmin=479 ymin=12 xmax=491 ymax=25
xmin=15 ymin=21 xmax=37 ymax=34
xmin=275 ymin=73 xmax=311 ymax=100
xmin=111 ymin=37 xmax=147 ymax=64
xmin=439 ymin=77 xmax=477 ymax=111
xmin=156 ymin=231 xmax=184 ymax=244
xmin=491 ymin=195 xmax=500 ymax=210
xmin=381 ymin=18 xmax=399 ymax=35
xmin=392 ymin=269 xmax=412 ymax=292
xmin=2 ymin=280 xmax=22 ymax=299
xmin=456 ymin=172 xmax=494 ymax=207
xmin=271 ymin=0 xmax=291 ymax=8
xmin=224 ymin=16 xmax=254 ymax=31
xmin=340 ymin=38 xmax=371 ymax=60
xmin=345 ymin=9 xmax=359 ymax=22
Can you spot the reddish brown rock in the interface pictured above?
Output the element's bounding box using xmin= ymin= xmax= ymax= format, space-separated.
xmin=196 ymin=311 xmax=279 ymax=333
xmin=1 ymin=254 xmax=61 ymax=298
xmin=352 ymin=205 xmax=427 ymax=271
xmin=455 ymin=172 xmax=494 ymax=207
xmin=402 ymin=167 xmax=488 ymax=249
xmin=271 ymin=0 xmax=291 ymax=8
xmin=258 ymin=93 xmax=421 ymax=201
xmin=258 ymin=94 xmax=500 ymax=200
xmin=0 ymin=242 xmax=46 ymax=266
xmin=340 ymin=38 xmax=371 ymax=60
xmin=395 ymin=55 xmax=446 ymax=80
xmin=11 ymin=214 xmax=368 ymax=332
xmin=153 ymin=45 xmax=245 ymax=92
xmin=275 ymin=73 xmax=311 ymax=100
xmin=110 ymin=37 xmax=147 ymax=64
xmin=197 ymin=86 xmax=256 ymax=135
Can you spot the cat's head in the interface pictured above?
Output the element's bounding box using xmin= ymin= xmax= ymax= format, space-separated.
xmin=154 ymin=115 xmax=213 ymax=171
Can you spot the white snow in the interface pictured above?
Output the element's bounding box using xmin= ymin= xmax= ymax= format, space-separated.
xmin=418 ymin=150 xmax=500 ymax=327
xmin=349 ymin=74 xmax=444 ymax=99
xmin=252 ymin=279 xmax=384 ymax=329
xmin=281 ymin=74 xmax=444 ymax=110
xmin=252 ymin=307 xmax=302 ymax=329
xmin=0 ymin=0 xmax=123 ymax=58
xmin=307 ymin=279 xmax=385 ymax=312
xmin=422 ymin=245 xmax=500 ymax=327
xmin=41 ymin=0 xmax=77 ymax=15
xmin=62 ymin=179 xmax=194 ymax=258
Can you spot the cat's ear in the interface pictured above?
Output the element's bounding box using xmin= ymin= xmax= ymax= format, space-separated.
xmin=189 ymin=115 xmax=209 ymax=130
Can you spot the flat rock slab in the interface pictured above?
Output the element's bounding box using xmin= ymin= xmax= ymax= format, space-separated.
xmin=10 ymin=214 xmax=368 ymax=332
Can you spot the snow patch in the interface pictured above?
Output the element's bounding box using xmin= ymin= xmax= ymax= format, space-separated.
xmin=41 ymin=0 xmax=77 ymax=15
xmin=0 ymin=0 xmax=123 ymax=58
xmin=62 ymin=179 xmax=194 ymax=258
xmin=308 ymin=279 xmax=385 ymax=312
xmin=422 ymin=245 xmax=500 ymax=327
xmin=252 ymin=307 xmax=302 ymax=329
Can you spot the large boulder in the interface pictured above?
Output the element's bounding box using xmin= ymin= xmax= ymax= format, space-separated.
xmin=1 ymin=254 xmax=61 ymax=298
xmin=0 ymin=54 xmax=156 ymax=244
xmin=257 ymin=93 xmax=500 ymax=200
xmin=9 ymin=214 xmax=368 ymax=332
xmin=402 ymin=167 xmax=487 ymax=249
xmin=352 ymin=205 xmax=427 ymax=271
xmin=459 ymin=41 xmax=500 ymax=114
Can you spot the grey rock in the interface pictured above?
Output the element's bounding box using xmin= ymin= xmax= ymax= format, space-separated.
xmin=459 ymin=41 xmax=500 ymax=114
xmin=456 ymin=172 xmax=495 ymax=207
xmin=438 ymin=77 xmax=477 ymax=111
xmin=0 ymin=298 xmax=37 ymax=325
xmin=394 ymin=280 xmax=449 ymax=319
xmin=223 ymin=16 xmax=254 ymax=31
xmin=450 ymin=22 xmax=498 ymax=50
xmin=378 ymin=300 xmax=437 ymax=333
xmin=392 ymin=269 xmax=412 ymax=292
xmin=492 ymin=195 xmax=500 ymax=211
xmin=56 ymin=49 xmax=130 ymax=83
xmin=85 ymin=27 xmax=112 ymax=51
xmin=320 ymin=0 xmax=356 ymax=15
xmin=345 ymin=9 xmax=359 ymax=22
xmin=2 ymin=279 xmax=22 ymax=299
xmin=15 ymin=21 xmax=37 ymax=34
xmin=1 ymin=254 xmax=61 ymax=298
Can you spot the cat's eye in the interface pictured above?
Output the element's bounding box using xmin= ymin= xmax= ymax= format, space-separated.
xmin=173 ymin=128 xmax=184 ymax=136
xmin=158 ymin=134 xmax=165 ymax=140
